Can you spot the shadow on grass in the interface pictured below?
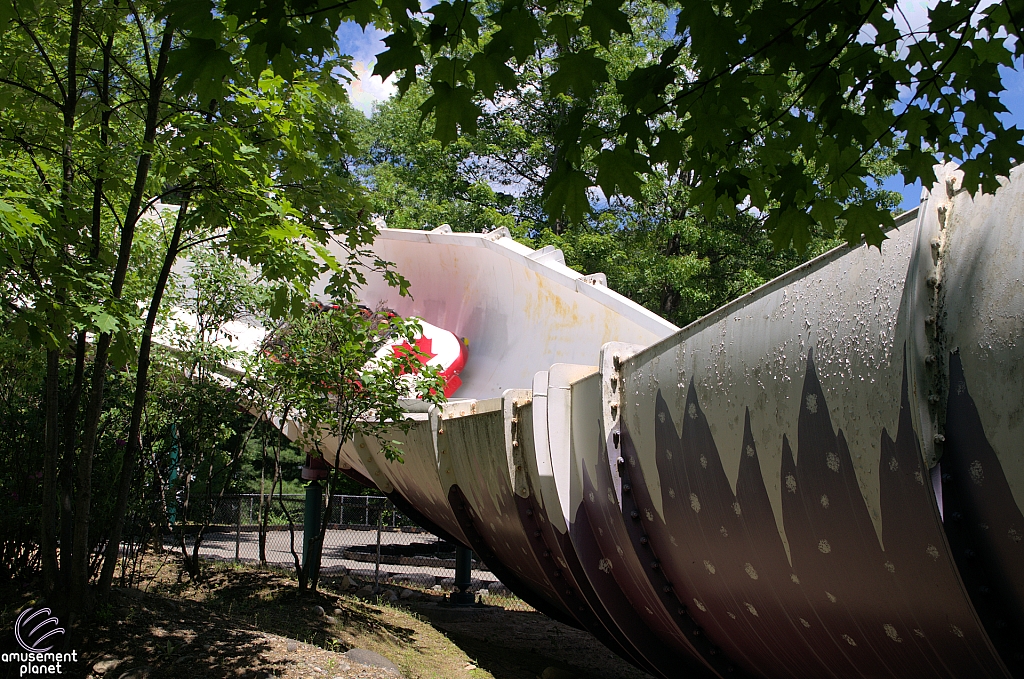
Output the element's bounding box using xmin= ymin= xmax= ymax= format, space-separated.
xmin=406 ymin=602 xmax=653 ymax=679
xmin=164 ymin=567 xmax=421 ymax=653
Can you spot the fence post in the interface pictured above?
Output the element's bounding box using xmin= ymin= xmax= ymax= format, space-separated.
xmin=364 ymin=495 xmax=369 ymax=526
xmin=374 ymin=502 xmax=383 ymax=593
xmin=234 ymin=497 xmax=241 ymax=563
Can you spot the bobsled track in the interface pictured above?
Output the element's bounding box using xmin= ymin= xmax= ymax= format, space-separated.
xmin=294 ymin=163 xmax=1024 ymax=679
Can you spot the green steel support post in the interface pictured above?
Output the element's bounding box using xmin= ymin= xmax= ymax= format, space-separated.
xmin=452 ymin=545 xmax=475 ymax=606
xmin=303 ymin=480 xmax=323 ymax=582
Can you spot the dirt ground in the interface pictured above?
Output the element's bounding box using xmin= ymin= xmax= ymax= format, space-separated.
xmin=0 ymin=554 xmax=654 ymax=679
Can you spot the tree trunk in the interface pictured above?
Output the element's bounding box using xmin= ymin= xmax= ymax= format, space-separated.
xmin=309 ymin=467 xmax=334 ymax=592
xmin=59 ymin=332 xmax=87 ymax=591
xmin=51 ymin=0 xmax=82 ymax=613
xmin=83 ymin=25 xmax=172 ymax=601
xmin=98 ymin=190 xmax=189 ymax=595
xmin=69 ymin=332 xmax=112 ymax=613
xmin=40 ymin=349 xmax=60 ymax=598
xmin=259 ymin=426 xmax=269 ymax=564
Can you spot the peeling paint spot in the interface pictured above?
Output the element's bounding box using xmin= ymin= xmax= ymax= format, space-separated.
xmin=826 ymin=451 xmax=841 ymax=473
xmin=690 ymin=493 xmax=701 ymax=514
xmin=889 ymin=456 xmax=899 ymax=472
xmin=884 ymin=624 xmax=902 ymax=642
xmin=700 ymin=454 xmax=708 ymax=469
xmin=688 ymin=403 xmax=697 ymax=419
xmin=693 ymin=598 xmax=707 ymax=612
xmin=800 ymin=618 xmax=810 ymax=628
xmin=951 ymin=625 xmax=964 ymax=638
xmin=745 ymin=563 xmax=758 ymax=580
xmin=745 ymin=602 xmax=759 ymax=617
xmin=805 ymin=393 xmax=818 ymax=413
xmin=598 ymin=558 xmax=612 ymax=574
xmin=745 ymin=444 xmax=755 ymax=458
xmin=732 ymin=501 xmax=742 ymax=516
xmin=969 ymin=460 xmax=984 ymax=485
xmin=842 ymin=634 xmax=857 ymax=646
xmin=884 ymin=561 xmax=895 ymax=573
xmin=926 ymin=544 xmax=940 ymax=559
xmin=704 ymin=560 xmax=716 ymax=575
xmin=826 ymin=592 xmax=837 ymax=603
xmin=818 ymin=539 xmax=832 ymax=554
xmin=820 ymin=494 xmax=830 ymax=508
xmin=786 ymin=474 xmax=797 ymax=493
xmin=668 ymin=487 xmax=676 ymax=498
xmin=791 ymin=574 xmax=800 ymax=585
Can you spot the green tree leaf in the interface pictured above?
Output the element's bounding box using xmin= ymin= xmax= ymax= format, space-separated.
xmin=544 ymin=169 xmax=593 ymax=224
xmin=419 ymin=82 xmax=481 ymax=145
xmin=581 ymin=0 xmax=631 ymax=48
xmin=547 ymin=49 xmax=608 ymax=99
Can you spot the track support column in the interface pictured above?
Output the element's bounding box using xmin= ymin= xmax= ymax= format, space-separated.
xmin=452 ymin=545 xmax=475 ymax=606
xmin=303 ymin=479 xmax=323 ymax=582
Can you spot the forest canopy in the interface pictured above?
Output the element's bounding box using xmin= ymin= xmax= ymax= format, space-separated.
xmin=53 ymin=0 xmax=1018 ymax=251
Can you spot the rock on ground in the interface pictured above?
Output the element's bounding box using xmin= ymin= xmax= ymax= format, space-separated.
xmin=92 ymin=658 xmax=121 ymax=675
xmin=344 ymin=648 xmax=402 ymax=675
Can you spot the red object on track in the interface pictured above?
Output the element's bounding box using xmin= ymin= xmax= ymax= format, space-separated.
xmin=379 ymin=319 xmax=468 ymax=398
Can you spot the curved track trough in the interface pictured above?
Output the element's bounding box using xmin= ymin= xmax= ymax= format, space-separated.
xmin=316 ymin=165 xmax=1024 ymax=678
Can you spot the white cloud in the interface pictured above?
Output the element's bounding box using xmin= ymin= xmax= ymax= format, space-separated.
xmin=345 ymin=60 xmax=396 ymax=116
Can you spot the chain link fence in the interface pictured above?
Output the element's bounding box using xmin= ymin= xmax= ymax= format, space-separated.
xmin=171 ymin=494 xmax=531 ymax=611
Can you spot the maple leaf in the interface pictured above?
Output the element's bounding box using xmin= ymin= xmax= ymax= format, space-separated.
xmin=595 ymin=147 xmax=648 ymax=200
xmin=373 ymin=30 xmax=425 ymax=82
xmin=547 ymin=49 xmax=608 ymax=99
xmin=544 ymin=168 xmax=593 ymax=223
xmin=581 ymin=0 xmax=631 ymax=48
xmin=467 ymin=53 xmax=517 ymax=99
xmin=420 ymin=82 xmax=481 ymax=145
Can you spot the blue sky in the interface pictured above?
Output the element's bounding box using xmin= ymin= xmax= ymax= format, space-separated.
xmin=336 ymin=4 xmax=1024 ymax=210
